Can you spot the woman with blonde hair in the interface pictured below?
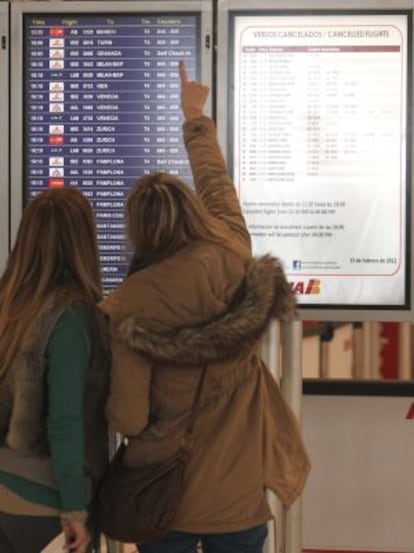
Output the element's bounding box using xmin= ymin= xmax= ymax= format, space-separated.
xmin=100 ymin=62 xmax=310 ymax=553
xmin=0 ymin=187 xmax=109 ymax=553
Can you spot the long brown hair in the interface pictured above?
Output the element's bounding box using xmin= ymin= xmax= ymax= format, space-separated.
xmin=0 ymin=187 xmax=102 ymax=377
xmin=126 ymin=172 xmax=249 ymax=272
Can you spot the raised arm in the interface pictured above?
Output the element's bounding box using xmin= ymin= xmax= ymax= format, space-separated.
xmin=179 ymin=61 xmax=251 ymax=253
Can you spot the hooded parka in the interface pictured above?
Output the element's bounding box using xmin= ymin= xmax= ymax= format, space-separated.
xmin=100 ymin=116 xmax=310 ymax=534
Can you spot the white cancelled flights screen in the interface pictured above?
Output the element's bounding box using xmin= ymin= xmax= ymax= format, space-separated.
xmin=232 ymin=13 xmax=409 ymax=307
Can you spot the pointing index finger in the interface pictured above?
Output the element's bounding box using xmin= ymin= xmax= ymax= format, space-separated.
xmin=179 ymin=60 xmax=188 ymax=84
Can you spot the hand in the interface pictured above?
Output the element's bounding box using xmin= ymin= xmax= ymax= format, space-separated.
xmin=62 ymin=520 xmax=91 ymax=553
xmin=179 ymin=60 xmax=209 ymax=121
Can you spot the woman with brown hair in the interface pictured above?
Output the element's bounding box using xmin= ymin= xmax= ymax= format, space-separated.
xmin=0 ymin=187 xmax=109 ymax=553
xmin=100 ymin=62 xmax=310 ymax=553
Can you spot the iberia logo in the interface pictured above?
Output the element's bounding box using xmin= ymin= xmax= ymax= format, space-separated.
xmin=290 ymin=279 xmax=321 ymax=295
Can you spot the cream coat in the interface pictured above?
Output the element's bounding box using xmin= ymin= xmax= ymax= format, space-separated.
xmin=100 ymin=117 xmax=310 ymax=534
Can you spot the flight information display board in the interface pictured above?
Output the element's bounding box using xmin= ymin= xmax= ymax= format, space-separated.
xmin=229 ymin=11 xmax=411 ymax=313
xmin=24 ymin=13 xmax=199 ymax=289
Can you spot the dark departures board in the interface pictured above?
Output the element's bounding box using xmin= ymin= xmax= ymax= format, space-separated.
xmin=24 ymin=13 xmax=199 ymax=289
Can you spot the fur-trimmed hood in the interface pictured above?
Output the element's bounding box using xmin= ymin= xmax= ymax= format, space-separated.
xmin=117 ymin=255 xmax=296 ymax=365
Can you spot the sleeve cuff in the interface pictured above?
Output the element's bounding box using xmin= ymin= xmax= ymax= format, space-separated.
xmin=60 ymin=510 xmax=88 ymax=524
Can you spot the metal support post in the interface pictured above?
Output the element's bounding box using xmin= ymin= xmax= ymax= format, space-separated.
xmin=280 ymin=318 xmax=303 ymax=553
xmin=261 ymin=321 xmax=283 ymax=553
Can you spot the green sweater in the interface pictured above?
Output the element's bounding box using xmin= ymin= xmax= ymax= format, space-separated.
xmin=0 ymin=304 xmax=92 ymax=512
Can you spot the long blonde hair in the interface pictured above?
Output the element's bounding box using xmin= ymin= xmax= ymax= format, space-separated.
xmin=126 ymin=172 xmax=249 ymax=272
xmin=0 ymin=188 xmax=102 ymax=377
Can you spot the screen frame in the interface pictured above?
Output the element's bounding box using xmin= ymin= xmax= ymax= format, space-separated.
xmin=217 ymin=0 xmax=414 ymax=322
xmin=10 ymin=0 xmax=213 ymax=259
xmin=0 ymin=3 xmax=9 ymax=274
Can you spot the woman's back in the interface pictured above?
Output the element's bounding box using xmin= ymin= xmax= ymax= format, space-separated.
xmin=0 ymin=188 xmax=109 ymax=553
xmin=99 ymin=62 xmax=309 ymax=553
xmin=101 ymin=117 xmax=308 ymax=535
